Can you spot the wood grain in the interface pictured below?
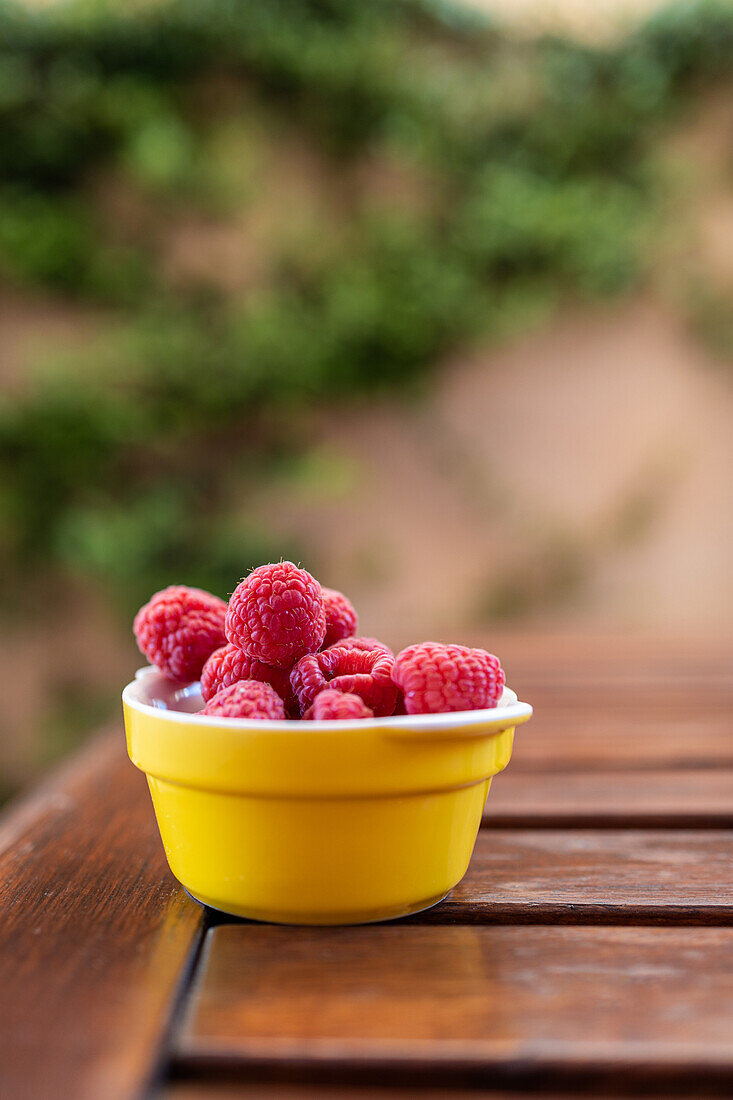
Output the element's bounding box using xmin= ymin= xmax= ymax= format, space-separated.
xmin=489 ymin=635 xmax=733 ymax=773
xmin=176 ymin=925 xmax=733 ymax=1089
xmin=486 ymin=768 xmax=733 ymax=826
xmin=418 ymin=829 xmax=733 ymax=924
xmin=4 ymin=636 xmax=733 ymax=1098
xmin=0 ymin=732 xmax=204 ymax=1100
xmin=161 ymin=1083 xmax=663 ymax=1100
xmin=509 ymin=698 xmax=733 ymax=772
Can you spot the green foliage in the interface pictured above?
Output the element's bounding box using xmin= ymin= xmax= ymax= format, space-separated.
xmin=2 ymin=0 xmax=733 ymax=606
xmin=456 ymin=165 xmax=644 ymax=294
xmin=686 ymin=278 xmax=733 ymax=366
xmin=54 ymin=487 xmax=289 ymax=613
xmin=0 ymin=188 xmax=149 ymax=297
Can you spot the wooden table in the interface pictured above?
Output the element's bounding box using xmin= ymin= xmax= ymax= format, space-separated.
xmin=2 ymin=636 xmax=732 ymax=1100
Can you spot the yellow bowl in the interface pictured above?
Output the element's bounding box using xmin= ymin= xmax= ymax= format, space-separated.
xmin=122 ymin=667 xmax=532 ymax=925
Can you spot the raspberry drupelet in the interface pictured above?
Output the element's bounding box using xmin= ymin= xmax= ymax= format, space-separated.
xmin=226 ymin=562 xmax=326 ymax=669
xmin=321 ymin=587 xmax=358 ymax=648
xmin=291 ymin=644 xmax=397 ymax=717
xmin=201 ymin=680 xmax=287 ymax=720
xmin=304 ymin=689 xmax=374 ymax=721
xmin=134 ymin=585 xmax=227 ymax=682
xmin=391 ymin=642 xmax=504 ymax=715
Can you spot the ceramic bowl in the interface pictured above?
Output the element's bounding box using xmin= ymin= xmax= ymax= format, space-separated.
xmin=123 ymin=667 xmax=532 ymax=924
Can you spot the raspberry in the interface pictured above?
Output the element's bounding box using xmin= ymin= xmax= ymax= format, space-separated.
xmin=327 ymin=635 xmax=393 ymax=656
xmin=201 ymin=680 xmax=286 ymax=720
xmin=226 ymin=562 xmax=326 ymax=669
xmin=200 ymin=643 xmax=297 ymax=714
xmin=304 ymin=689 xmax=374 ymax=721
xmin=392 ymin=692 xmax=407 ymax=715
xmin=321 ymin=587 xmax=358 ymax=648
xmin=291 ymin=645 xmax=397 ymax=717
xmin=392 ymin=642 xmax=505 ymax=715
xmin=134 ymin=585 xmax=227 ymax=682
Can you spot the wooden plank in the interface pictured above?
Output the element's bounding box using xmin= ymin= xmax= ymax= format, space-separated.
xmin=161 ymin=1084 xmax=611 ymax=1100
xmin=0 ymin=731 xmax=205 ymax=1100
xmin=509 ymin=698 xmax=733 ymax=772
xmin=161 ymin=1082 xmax=665 ymax=1099
xmin=483 ymin=635 xmax=733 ymax=772
xmin=175 ymin=925 xmax=733 ymax=1089
xmin=485 ymin=768 xmax=733 ymax=826
xmin=417 ymin=829 xmax=733 ymax=924
xmin=488 ymin=636 xmax=733 ymax=807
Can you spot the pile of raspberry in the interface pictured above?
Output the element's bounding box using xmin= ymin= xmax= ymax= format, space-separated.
xmin=133 ymin=562 xmax=505 ymax=721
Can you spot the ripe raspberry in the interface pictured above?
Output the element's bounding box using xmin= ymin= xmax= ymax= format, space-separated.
xmin=200 ymin=643 xmax=297 ymax=714
xmin=291 ymin=645 xmax=397 ymax=717
xmin=321 ymin=587 xmax=358 ymax=648
xmin=327 ymin=635 xmax=393 ymax=656
xmin=134 ymin=585 xmax=227 ymax=682
xmin=226 ymin=562 xmax=326 ymax=669
xmin=392 ymin=642 xmax=505 ymax=715
xmin=304 ymin=689 xmax=374 ymax=721
xmin=201 ymin=680 xmax=286 ymax=720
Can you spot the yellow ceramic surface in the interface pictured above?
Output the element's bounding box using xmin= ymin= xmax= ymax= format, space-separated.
xmin=122 ymin=668 xmax=532 ymax=925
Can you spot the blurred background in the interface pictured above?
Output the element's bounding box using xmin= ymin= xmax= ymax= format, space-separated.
xmin=1 ymin=0 xmax=732 ymax=801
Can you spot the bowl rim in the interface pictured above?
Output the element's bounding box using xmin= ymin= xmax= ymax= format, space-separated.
xmin=122 ymin=666 xmax=532 ymax=735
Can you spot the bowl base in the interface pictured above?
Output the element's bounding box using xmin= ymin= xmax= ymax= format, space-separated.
xmin=183 ymin=886 xmax=451 ymax=926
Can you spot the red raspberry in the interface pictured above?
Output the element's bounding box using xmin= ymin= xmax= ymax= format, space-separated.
xmin=304 ymin=689 xmax=374 ymax=721
xmin=201 ymin=680 xmax=286 ymax=720
xmin=134 ymin=585 xmax=227 ymax=682
xmin=291 ymin=645 xmax=397 ymax=717
xmin=327 ymin=635 xmax=393 ymax=656
xmin=226 ymin=562 xmax=326 ymax=669
xmin=200 ymin=643 xmax=297 ymax=714
xmin=322 ymin=587 xmax=358 ymax=648
xmin=392 ymin=642 xmax=505 ymax=715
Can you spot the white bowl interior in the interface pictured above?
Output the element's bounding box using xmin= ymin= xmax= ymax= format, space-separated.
xmin=123 ymin=666 xmax=532 ymax=735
